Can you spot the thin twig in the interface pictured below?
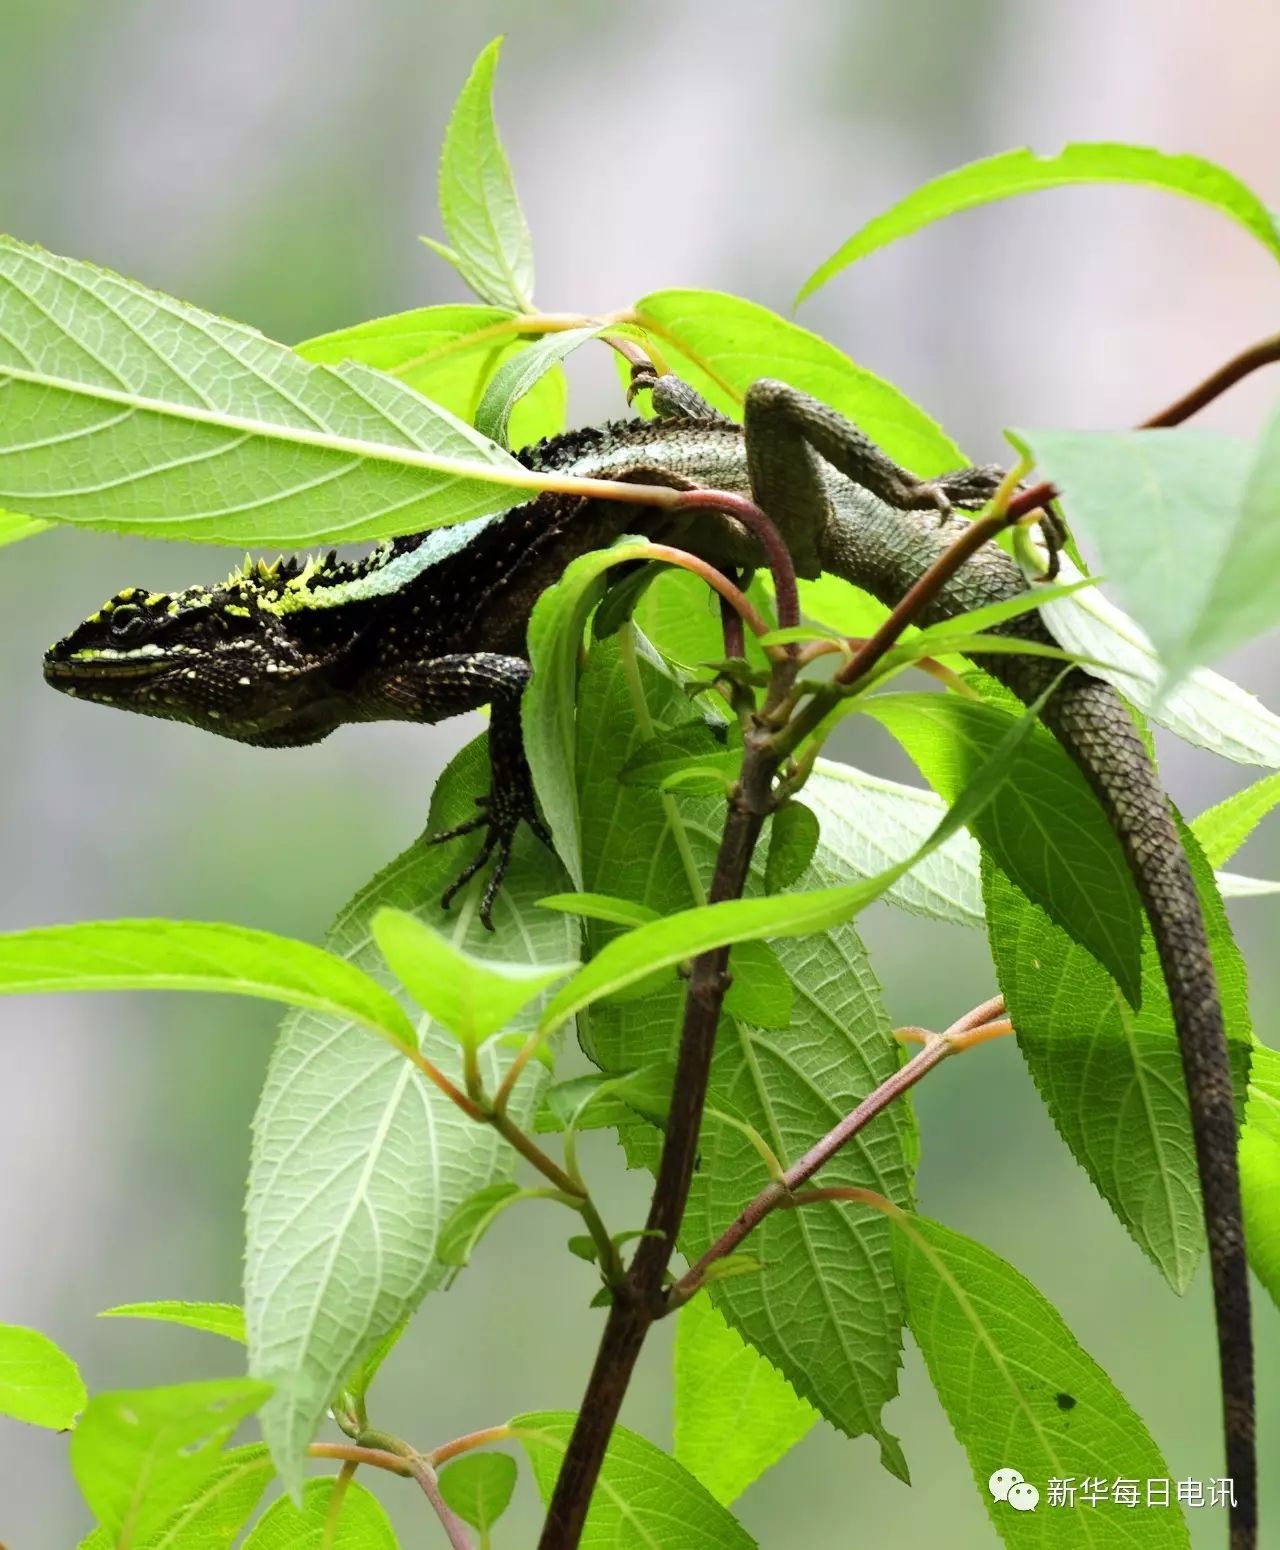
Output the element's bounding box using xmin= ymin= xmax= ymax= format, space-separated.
xmin=720 ymin=591 xmax=746 ymax=660
xmin=427 ymin=1425 xmax=516 ymax=1468
xmin=1007 ymin=329 xmax=1280 ymax=522
xmin=634 ymin=543 xmax=775 ymax=641
xmin=1139 ymin=330 xmax=1280 ymax=429
xmin=669 ymin=994 xmax=1008 ymax=1304
xmin=403 ymin=1454 xmax=476 ymax=1550
xmin=833 ymin=459 xmax=1027 ymax=691
xmin=354 ymin=1428 xmax=476 ymax=1550
xmin=673 ymin=489 xmax=801 ymax=630
xmin=309 ymin=1442 xmax=414 ymax=1476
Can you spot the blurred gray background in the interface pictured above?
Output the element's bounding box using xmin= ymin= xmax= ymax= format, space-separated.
xmin=1 ymin=1 xmax=1277 ymax=1545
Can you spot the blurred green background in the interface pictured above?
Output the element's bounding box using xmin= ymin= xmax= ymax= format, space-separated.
xmin=1 ymin=1 xmax=1277 ymax=1545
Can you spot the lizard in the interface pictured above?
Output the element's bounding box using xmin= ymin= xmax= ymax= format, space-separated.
xmin=42 ymin=371 xmax=1255 ymax=1549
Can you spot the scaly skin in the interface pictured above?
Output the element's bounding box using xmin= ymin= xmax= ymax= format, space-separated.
xmin=821 ymin=489 xmax=1256 ymax=1550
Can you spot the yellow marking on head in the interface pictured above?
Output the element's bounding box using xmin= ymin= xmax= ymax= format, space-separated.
xmin=144 ymin=593 xmax=165 ymax=607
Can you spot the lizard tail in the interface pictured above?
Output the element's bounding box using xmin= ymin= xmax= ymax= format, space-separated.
xmin=1005 ymin=663 xmax=1256 ymax=1550
xmin=815 ymin=483 xmax=1254 ymax=1543
xmin=822 ymin=509 xmax=1256 ymax=1544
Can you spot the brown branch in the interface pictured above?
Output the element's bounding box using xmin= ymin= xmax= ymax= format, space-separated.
xmin=669 ymin=995 xmax=1007 ymax=1304
xmin=1139 ymin=330 xmax=1280 ymax=429
xmin=537 ymin=660 xmax=797 ymax=1548
xmin=1007 ymin=330 xmax=1280 ymax=523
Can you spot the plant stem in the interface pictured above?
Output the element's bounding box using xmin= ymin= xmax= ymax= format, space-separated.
xmin=321 ymin=1460 xmax=359 ymax=1550
xmin=669 ymin=994 xmax=1008 ymax=1304
xmin=309 ymin=1441 xmax=413 ymax=1476
xmin=673 ymin=489 xmax=800 ymax=630
xmin=537 ymin=667 xmax=794 ymax=1548
xmin=427 ymin=1424 xmax=516 ymax=1468
xmin=1139 ymin=330 xmax=1280 ymax=429
xmin=357 ymin=1428 xmax=475 ymax=1550
xmin=631 ymin=542 xmax=775 ymax=640
xmin=487 ymin=1109 xmax=583 ymax=1197
xmin=1007 ymin=329 xmax=1280 ymax=523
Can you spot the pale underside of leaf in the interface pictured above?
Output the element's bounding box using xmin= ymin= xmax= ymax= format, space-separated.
xmin=245 ymin=739 xmax=574 ymax=1491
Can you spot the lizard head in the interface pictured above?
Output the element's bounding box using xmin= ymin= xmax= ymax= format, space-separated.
xmin=43 ymin=556 xmax=350 ymax=747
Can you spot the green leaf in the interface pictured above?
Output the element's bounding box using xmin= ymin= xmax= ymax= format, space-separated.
xmin=0 ymin=1321 xmax=86 ymax=1428
xmin=673 ymin=1296 xmax=816 ymax=1506
xmin=573 ymin=641 xmax=913 ymax=1464
xmin=537 ymin=892 xmax=660 ymax=929
xmin=240 ymin=1478 xmax=398 ymax=1549
xmin=807 ymin=755 xmax=1268 ymax=929
xmin=804 ymin=759 xmax=982 ymax=926
xmin=1032 ymin=549 xmax=1280 ymax=768
xmin=295 ymin=303 xmax=566 ymax=450
xmin=524 ymin=539 xmax=654 ymax=885
xmin=475 ymin=325 xmax=616 ymax=445
xmin=77 ymin=1444 xmax=275 ymax=1550
xmin=891 ymin=1210 xmax=1190 ymax=1548
xmin=546 ymin=674 xmax=1055 ymax=1036
xmin=427 ymin=37 xmax=535 ymax=311
xmin=609 ymin=1062 xmax=682 ymax=1125
xmin=99 ymin=1302 xmax=246 ymax=1345
xmin=1192 ymin=771 xmax=1280 ymax=868
xmin=372 ymin=906 xmax=574 ymax=1050
xmin=983 ymin=817 xmax=1252 ymax=1290
xmin=0 ymin=509 xmax=49 ymax=547
xmin=635 ymin=567 xmax=772 ymax=674
xmin=720 ymin=940 xmax=793 ymax=1029
xmin=436 ymin=1182 xmax=559 ymax=1269
xmin=798 ymin=142 xmax=1280 ymax=302
xmin=764 ymin=801 xmax=820 ymax=892
xmin=245 ymin=735 xmax=573 ymax=1493
xmin=1241 ymin=1042 xmax=1280 ymax=1308
xmin=0 ymin=919 xmax=416 ymax=1050
xmin=153 ymin=1444 xmax=275 ymax=1550
xmin=863 ymin=692 xmax=1143 ymax=1003
xmin=798 ymin=574 xmax=897 ymax=640
xmin=0 ymin=236 xmax=529 ymax=547
xmin=437 ymin=1452 xmax=518 ymax=1533
xmin=513 ymin=1411 xmax=757 ymax=1547
xmin=70 ymin=1379 xmax=271 ymax=1547
xmin=340 ymin=1320 xmax=407 ymax=1422
xmin=631 ymin=289 xmax=964 ymax=473
xmin=1011 ymin=427 xmax=1271 ymax=689
xmin=620 ymin=722 xmax=741 ymax=788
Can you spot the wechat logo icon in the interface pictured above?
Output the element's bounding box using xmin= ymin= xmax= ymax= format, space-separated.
xmin=990 ymin=1468 xmax=1040 ymax=1512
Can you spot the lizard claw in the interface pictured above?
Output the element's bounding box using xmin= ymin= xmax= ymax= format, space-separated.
xmin=627 ymin=362 xmax=658 ymax=406
xmin=429 ymin=789 xmax=553 ymax=931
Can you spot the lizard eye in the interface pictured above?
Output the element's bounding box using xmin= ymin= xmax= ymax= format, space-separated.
xmin=109 ymin=605 xmax=149 ymax=645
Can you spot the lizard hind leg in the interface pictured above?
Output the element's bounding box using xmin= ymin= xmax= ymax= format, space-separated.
xmin=742 ymin=378 xmax=1007 ymax=575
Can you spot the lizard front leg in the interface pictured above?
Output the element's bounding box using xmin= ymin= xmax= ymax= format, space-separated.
xmin=367 ymin=651 xmax=550 ymax=929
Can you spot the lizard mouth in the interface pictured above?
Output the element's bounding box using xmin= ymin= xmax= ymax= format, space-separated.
xmin=43 ymin=650 xmax=177 ymax=688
